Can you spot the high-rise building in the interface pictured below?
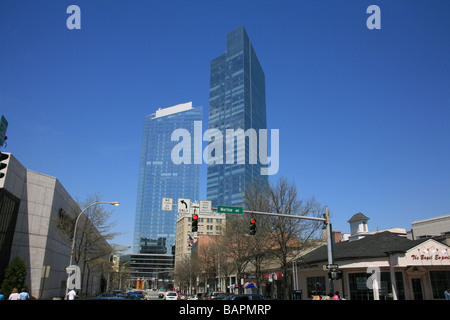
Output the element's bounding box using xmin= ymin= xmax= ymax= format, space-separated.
xmin=207 ymin=26 xmax=268 ymax=208
xmin=132 ymin=102 xmax=202 ymax=282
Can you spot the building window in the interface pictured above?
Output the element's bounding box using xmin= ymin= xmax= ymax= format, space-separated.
xmin=430 ymin=271 xmax=450 ymax=299
xmin=306 ymin=276 xmax=326 ymax=297
xmin=348 ymin=272 xmax=405 ymax=300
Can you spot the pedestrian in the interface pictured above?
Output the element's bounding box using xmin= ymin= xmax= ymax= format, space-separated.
xmin=445 ymin=288 xmax=450 ymax=300
xmin=323 ymin=292 xmax=333 ymax=300
xmin=332 ymin=291 xmax=341 ymax=300
xmin=19 ymin=288 xmax=30 ymax=300
xmin=0 ymin=290 xmax=4 ymax=300
xmin=8 ymin=288 xmax=21 ymax=300
xmin=67 ymin=289 xmax=78 ymax=300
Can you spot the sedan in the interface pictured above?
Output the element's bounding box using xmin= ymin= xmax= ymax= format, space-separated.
xmin=164 ymin=291 xmax=179 ymax=300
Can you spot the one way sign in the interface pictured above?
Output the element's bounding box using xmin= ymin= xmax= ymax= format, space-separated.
xmin=177 ymin=198 xmax=191 ymax=214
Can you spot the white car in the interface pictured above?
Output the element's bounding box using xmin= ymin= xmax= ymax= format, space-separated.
xmin=164 ymin=291 xmax=179 ymax=300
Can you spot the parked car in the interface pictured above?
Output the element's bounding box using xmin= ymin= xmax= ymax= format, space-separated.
xmin=195 ymin=292 xmax=206 ymax=300
xmin=98 ymin=292 xmax=114 ymax=298
xmin=82 ymin=296 xmax=126 ymax=300
xmin=126 ymin=292 xmax=146 ymax=300
xmin=206 ymin=292 xmax=226 ymax=300
xmin=223 ymin=294 xmax=264 ymax=300
xmin=164 ymin=291 xmax=179 ymax=300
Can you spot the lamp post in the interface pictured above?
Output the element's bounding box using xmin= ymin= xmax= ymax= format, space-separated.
xmin=66 ymin=201 xmax=119 ymax=296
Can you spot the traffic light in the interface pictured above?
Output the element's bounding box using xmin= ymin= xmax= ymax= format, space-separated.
xmin=191 ymin=213 xmax=198 ymax=232
xmin=249 ymin=218 xmax=256 ymax=235
xmin=0 ymin=152 xmax=9 ymax=179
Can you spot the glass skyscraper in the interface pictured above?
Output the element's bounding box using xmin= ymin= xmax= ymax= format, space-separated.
xmin=207 ymin=26 xmax=268 ymax=208
xmin=133 ymin=102 xmax=202 ymax=255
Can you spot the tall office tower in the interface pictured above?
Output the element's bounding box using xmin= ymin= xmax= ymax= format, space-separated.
xmin=207 ymin=26 xmax=267 ymax=208
xmin=133 ymin=102 xmax=202 ymax=258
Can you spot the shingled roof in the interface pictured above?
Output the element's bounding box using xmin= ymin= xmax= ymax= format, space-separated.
xmin=299 ymin=231 xmax=426 ymax=264
xmin=347 ymin=212 xmax=370 ymax=223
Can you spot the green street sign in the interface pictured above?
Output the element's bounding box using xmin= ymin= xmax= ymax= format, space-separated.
xmin=217 ymin=206 xmax=243 ymax=214
xmin=0 ymin=116 xmax=7 ymax=146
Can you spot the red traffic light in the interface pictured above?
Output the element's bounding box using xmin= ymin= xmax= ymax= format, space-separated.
xmin=192 ymin=213 xmax=199 ymax=232
xmin=250 ymin=218 xmax=256 ymax=235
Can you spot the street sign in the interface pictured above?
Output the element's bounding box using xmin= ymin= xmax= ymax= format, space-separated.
xmin=0 ymin=116 xmax=8 ymax=146
xmin=217 ymin=205 xmax=243 ymax=214
xmin=199 ymin=200 xmax=212 ymax=214
xmin=177 ymin=198 xmax=191 ymax=214
xmin=162 ymin=198 xmax=173 ymax=211
xmin=326 ymin=264 xmax=339 ymax=270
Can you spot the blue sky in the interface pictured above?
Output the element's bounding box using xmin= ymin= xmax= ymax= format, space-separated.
xmin=1 ymin=0 xmax=449 ymax=250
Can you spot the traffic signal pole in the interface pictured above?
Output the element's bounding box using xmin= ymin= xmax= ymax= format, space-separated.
xmin=324 ymin=207 xmax=335 ymax=294
xmin=243 ymin=206 xmax=335 ymax=295
xmin=165 ymin=197 xmax=336 ymax=295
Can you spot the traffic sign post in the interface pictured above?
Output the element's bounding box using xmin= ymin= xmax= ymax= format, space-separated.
xmin=199 ymin=200 xmax=212 ymax=214
xmin=178 ymin=198 xmax=191 ymax=214
xmin=162 ymin=198 xmax=173 ymax=211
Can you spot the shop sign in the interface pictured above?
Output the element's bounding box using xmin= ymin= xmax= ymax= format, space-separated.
xmin=406 ymin=239 xmax=450 ymax=266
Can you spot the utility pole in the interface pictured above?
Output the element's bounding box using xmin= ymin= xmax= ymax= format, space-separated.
xmin=324 ymin=206 xmax=335 ymax=294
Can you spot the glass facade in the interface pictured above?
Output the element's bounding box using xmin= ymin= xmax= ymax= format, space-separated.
xmin=207 ymin=26 xmax=268 ymax=208
xmin=133 ymin=103 xmax=202 ymax=254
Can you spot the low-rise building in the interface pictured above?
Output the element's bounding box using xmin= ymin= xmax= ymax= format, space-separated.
xmin=0 ymin=153 xmax=110 ymax=298
xmin=294 ymin=213 xmax=450 ymax=300
xmin=175 ymin=207 xmax=225 ymax=266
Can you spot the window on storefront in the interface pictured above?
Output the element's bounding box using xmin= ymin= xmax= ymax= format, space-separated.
xmin=429 ymin=271 xmax=450 ymax=299
xmin=348 ymin=272 xmax=405 ymax=300
xmin=307 ymin=276 xmax=326 ymax=297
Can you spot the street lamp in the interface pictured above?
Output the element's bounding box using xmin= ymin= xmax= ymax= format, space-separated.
xmin=66 ymin=201 xmax=119 ymax=295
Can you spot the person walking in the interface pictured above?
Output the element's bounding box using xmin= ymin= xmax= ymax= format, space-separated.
xmin=67 ymin=289 xmax=78 ymax=300
xmin=19 ymin=288 xmax=30 ymax=300
xmin=444 ymin=288 xmax=450 ymax=300
xmin=8 ymin=288 xmax=21 ymax=300
xmin=332 ymin=291 xmax=341 ymax=300
xmin=323 ymin=292 xmax=333 ymax=300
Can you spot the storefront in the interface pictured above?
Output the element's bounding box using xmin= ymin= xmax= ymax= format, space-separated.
xmin=296 ymin=232 xmax=450 ymax=300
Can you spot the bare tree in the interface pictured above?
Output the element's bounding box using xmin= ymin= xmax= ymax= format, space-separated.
xmin=75 ymin=193 xmax=120 ymax=295
xmin=55 ymin=192 xmax=119 ymax=295
xmin=221 ymin=215 xmax=251 ymax=294
xmin=267 ymin=177 xmax=324 ymax=299
xmin=243 ymin=179 xmax=275 ymax=295
xmin=174 ymin=256 xmax=194 ymax=293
